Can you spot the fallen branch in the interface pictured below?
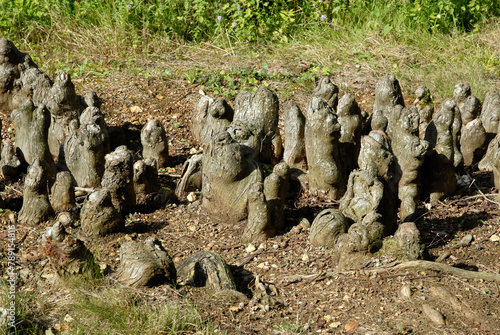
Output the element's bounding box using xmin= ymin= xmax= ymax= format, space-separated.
xmin=372 ymin=260 xmax=500 ymax=282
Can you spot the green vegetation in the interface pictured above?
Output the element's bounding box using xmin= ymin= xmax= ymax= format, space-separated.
xmin=1 ymin=278 xmax=210 ymax=334
xmin=1 ymin=1 xmax=499 ymax=334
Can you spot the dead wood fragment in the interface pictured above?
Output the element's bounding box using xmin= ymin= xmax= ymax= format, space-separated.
xmin=176 ymin=251 xmax=245 ymax=300
xmin=371 ymin=260 xmax=500 ymax=282
xmin=117 ymin=237 xmax=176 ymax=288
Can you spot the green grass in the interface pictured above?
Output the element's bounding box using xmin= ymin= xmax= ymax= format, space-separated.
xmin=1 ymin=278 xmax=210 ymax=335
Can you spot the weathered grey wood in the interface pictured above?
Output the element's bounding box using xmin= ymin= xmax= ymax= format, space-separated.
xmin=45 ymin=72 xmax=84 ymax=161
xmin=175 ymin=154 xmax=202 ymax=199
xmin=12 ymin=100 xmax=55 ymax=182
xmin=0 ymin=37 xmax=38 ymax=111
xmin=50 ymin=171 xmax=76 ymax=212
xmin=263 ymin=162 xmax=289 ymax=231
xmin=199 ymin=97 xmax=234 ymax=145
xmin=283 ymin=100 xmax=306 ymax=170
xmin=389 ymin=106 xmax=429 ymax=222
xmin=242 ymin=182 xmax=274 ymax=243
xmin=453 ymin=83 xmax=480 ymax=127
xmin=101 ymin=145 xmax=136 ymax=215
xmin=309 ymin=209 xmax=348 ymax=248
xmin=337 ymin=93 xmax=363 ymax=177
xmin=176 ymin=251 xmax=237 ymax=293
xmin=117 ymin=237 xmax=176 ymax=287
xmin=18 ymin=158 xmax=54 ymax=225
xmin=64 ymin=114 xmax=110 ymax=188
xmin=423 ymin=100 xmax=458 ymax=203
xmin=480 ymin=90 xmax=500 ymax=140
xmin=312 ymin=76 xmax=339 ymax=110
xmin=413 ymin=85 xmax=434 ymax=139
xmin=233 ymin=86 xmax=282 ymax=163
xmin=460 ymin=119 xmax=487 ymax=166
xmin=191 ymin=95 xmax=214 ymax=143
xmin=201 ymin=132 xmax=262 ymax=223
xmin=305 ymin=96 xmax=345 ymax=199
xmin=80 ymin=188 xmax=123 ymax=236
xmin=394 ymin=222 xmax=424 ymax=261
xmin=40 ymin=220 xmax=98 ymax=276
xmin=141 ymin=119 xmax=169 ymax=168
xmin=340 ymin=169 xmax=395 ymax=238
xmin=0 ymin=141 xmax=22 ymax=181
xmin=373 ymin=74 xmax=404 ymax=117
xmin=133 ymin=158 xmax=159 ymax=195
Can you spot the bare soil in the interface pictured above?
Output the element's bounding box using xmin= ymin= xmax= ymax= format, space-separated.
xmin=1 ymin=60 xmax=500 ymax=334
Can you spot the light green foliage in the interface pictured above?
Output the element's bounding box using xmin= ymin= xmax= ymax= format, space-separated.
xmin=1 ymin=1 xmax=498 ymax=45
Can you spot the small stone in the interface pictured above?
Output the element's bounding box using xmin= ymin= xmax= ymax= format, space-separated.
xmin=130 ymin=106 xmax=143 ymax=113
xmin=301 ymin=253 xmax=309 ymax=261
xmin=229 ymin=306 xmax=240 ymax=313
xmin=329 ymin=321 xmax=341 ymax=328
xmin=455 ymin=234 xmax=473 ymax=247
xmin=489 ymin=234 xmax=500 ymax=242
xmin=344 ymin=321 xmax=359 ymax=330
xmin=299 ymin=218 xmax=311 ymax=229
xmin=324 ymin=315 xmax=335 ymax=322
xmin=422 ymin=304 xmax=445 ymax=325
xmin=189 ymin=147 xmax=199 ymax=155
xmin=400 ymin=285 xmax=413 ymax=299
xmin=187 ymin=192 xmax=197 ymax=202
xmin=245 ymin=244 xmax=257 ymax=253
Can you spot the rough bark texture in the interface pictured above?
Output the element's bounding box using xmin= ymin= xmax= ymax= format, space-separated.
xmin=50 ymin=171 xmax=76 ymax=212
xmin=201 ymin=132 xmax=262 ymax=223
xmin=80 ymin=189 xmax=123 ymax=236
xmin=101 ymin=145 xmax=136 ymax=215
xmin=389 ymin=106 xmax=429 ymax=222
xmin=394 ymin=222 xmax=424 ymax=261
xmin=413 ymin=85 xmax=434 ymax=139
xmin=199 ymin=97 xmax=234 ymax=144
xmin=453 ymin=83 xmax=480 ymax=127
xmin=0 ymin=37 xmax=38 ymax=111
xmin=423 ymin=100 xmax=458 ymax=203
xmin=305 ymin=96 xmax=345 ymax=199
xmin=358 ymin=111 xmax=396 ymax=189
xmin=40 ymin=220 xmax=97 ymax=276
xmin=0 ymin=141 xmax=22 ymax=181
xmin=18 ymin=158 xmax=54 ymax=225
xmin=309 ymin=209 xmax=348 ymax=248
xmin=117 ymin=237 xmax=176 ymax=287
xmin=64 ymin=108 xmax=110 ymax=188
xmin=176 ymin=251 xmax=238 ymax=294
xmin=263 ymin=162 xmax=289 ymax=231
xmin=12 ymin=100 xmax=55 ymax=182
xmin=133 ymin=158 xmax=160 ymax=195
xmin=339 ymin=169 xmax=396 ymax=238
xmin=45 ymin=71 xmax=84 ymax=162
xmin=312 ymin=76 xmax=339 ymax=110
xmin=283 ymin=100 xmax=306 ymax=170
xmin=141 ymin=119 xmax=169 ymax=168
xmin=478 ymin=132 xmax=500 ymax=190
xmin=373 ymin=74 xmax=405 ymax=117
xmin=460 ymin=119 xmax=487 ymax=166
xmin=241 ymin=182 xmax=274 ymax=243
xmin=191 ymin=95 xmax=214 ymax=142
xmin=480 ymin=90 xmax=500 ymax=140
xmin=175 ymin=153 xmax=202 ymax=199
xmin=479 ymin=131 xmax=500 ymax=173
xmin=337 ymin=93 xmax=363 ymax=176
xmin=233 ymin=86 xmax=282 ymax=163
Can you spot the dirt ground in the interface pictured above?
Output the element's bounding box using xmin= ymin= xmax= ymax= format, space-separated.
xmin=2 ymin=60 xmax=500 ymax=334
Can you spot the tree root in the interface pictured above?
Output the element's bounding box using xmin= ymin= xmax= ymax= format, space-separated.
xmin=370 ymin=260 xmax=500 ymax=282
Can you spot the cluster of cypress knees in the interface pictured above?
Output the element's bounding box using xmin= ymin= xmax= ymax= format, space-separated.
xmin=1 ymin=37 xmax=499 ymax=289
